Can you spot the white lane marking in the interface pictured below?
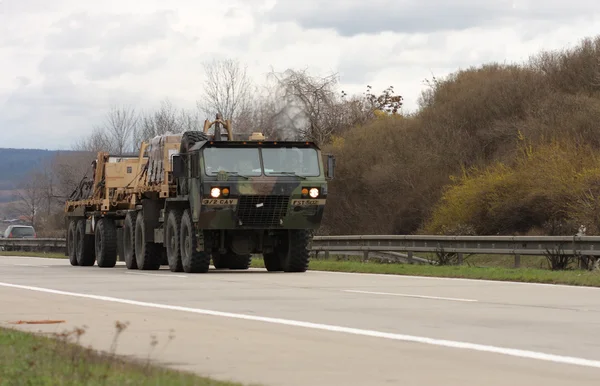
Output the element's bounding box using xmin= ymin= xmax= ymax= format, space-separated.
xmin=0 ymin=282 xmax=599 ymax=369
xmin=125 ymin=272 xmax=186 ymax=278
xmin=308 ymin=270 xmax=600 ymax=290
xmin=343 ymin=289 xmax=477 ymax=302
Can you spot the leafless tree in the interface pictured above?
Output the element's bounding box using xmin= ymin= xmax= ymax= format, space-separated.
xmin=72 ymin=126 xmax=111 ymax=153
xmin=12 ymin=171 xmax=46 ymax=227
xmin=267 ymin=68 xmax=342 ymax=144
xmin=132 ymin=99 xmax=201 ymax=149
xmin=96 ymin=104 xmax=139 ymax=156
xmin=197 ymin=59 xmax=253 ymax=129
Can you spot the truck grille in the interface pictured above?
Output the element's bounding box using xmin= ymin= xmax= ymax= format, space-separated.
xmin=237 ymin=195 xmax=289 ymax=227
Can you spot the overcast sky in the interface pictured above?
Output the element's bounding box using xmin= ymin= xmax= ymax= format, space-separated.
xmin=1 ymin=0 xmax=599 ymax=150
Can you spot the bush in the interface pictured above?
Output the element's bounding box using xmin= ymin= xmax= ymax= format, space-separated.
xmin=421 ymin=139 xmax=600 ymax=235
xmin=322 ymin=34 xmax=600 ymax=236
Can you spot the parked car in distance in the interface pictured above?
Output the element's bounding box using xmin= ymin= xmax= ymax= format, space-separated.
xmin=3 ymin=225 xmax=36 ymax=238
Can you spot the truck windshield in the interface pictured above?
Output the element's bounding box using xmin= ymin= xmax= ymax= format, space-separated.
xmin=261 ymin=147 xmax=320 ymax=177
xmin=203 ymin=147 xmax=262 ymax=176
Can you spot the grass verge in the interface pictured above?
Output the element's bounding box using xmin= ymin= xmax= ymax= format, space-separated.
xmin=2 ymin=250 xmax=599 ymax=287
xmin=0 ymin=250 xmax=65 ymax=259
xmin=0 ymin=323 xmax=247 ymax=386
xmin=250 ymin=257 xmax=600 ymax=287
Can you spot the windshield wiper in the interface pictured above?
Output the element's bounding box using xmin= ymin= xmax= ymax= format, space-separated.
xmin=226 ymin=171 xmax=250 ymax=179
xmin=271 ymin=171 xmax=306 ymax=179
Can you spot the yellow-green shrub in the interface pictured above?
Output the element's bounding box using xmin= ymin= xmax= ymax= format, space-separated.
xmin=422 ymin=140 xmax=600 ymax=235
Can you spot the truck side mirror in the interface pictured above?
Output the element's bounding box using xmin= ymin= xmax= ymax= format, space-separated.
xmin=326 ymin=154 xmax=335 ymax=180
xmin=172 ymin=154 xmax=184 ymax=178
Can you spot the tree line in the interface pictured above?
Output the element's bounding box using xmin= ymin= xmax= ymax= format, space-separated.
xmin=9 ymin=60 xmax=402 ymax=236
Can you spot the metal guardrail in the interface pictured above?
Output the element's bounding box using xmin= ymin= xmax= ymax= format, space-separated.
xmin=0 ymin=238 xmax=66 ymax=252
xmin=310 ymin=235 xmax=600 ymax=267
xmin=2 ymin=235 xmax=599 ymax=267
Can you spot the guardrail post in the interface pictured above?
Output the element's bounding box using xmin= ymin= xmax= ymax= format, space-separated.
xmin=407 ymin=251 xmax=414 ymax=264
xmin=363 ymin=251 xmax=369 ymax=262
xmin=458 ymin=253 xmax=463 ymax=265
xmin=325 ymin=251 xmax=330 ymax=260
xmin=514 ymin=254 xmax=521 ymax=268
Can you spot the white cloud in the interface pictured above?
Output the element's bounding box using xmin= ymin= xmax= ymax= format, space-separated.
xmin=0 ymin=0 xmax=599 ymax=149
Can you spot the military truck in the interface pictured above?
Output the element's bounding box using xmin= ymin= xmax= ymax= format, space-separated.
xmin=64 ymin=115 xmax=335 ymax=273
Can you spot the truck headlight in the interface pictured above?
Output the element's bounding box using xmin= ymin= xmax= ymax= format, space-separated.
xmin=210 ymin=187 xmax=221 ymax=198
xmin=309 ymin=188 xmax=319 ymax=198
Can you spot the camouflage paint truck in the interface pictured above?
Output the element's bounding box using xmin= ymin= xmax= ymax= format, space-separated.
xmin=64 ymin=115 xmax=335 ymax=273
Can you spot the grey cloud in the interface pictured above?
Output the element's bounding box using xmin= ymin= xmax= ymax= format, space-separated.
xmin=45 ymin=11 xmax=176 ymax=51
xmin=83 ymin=50 xmax=168 ymax=81
xmin=264 ymin=0 xmax=599 ymax=36
xmin=0 ymin=0 xmax=73 ymax=14
xmin=1 ymin=76 xmax=149 ymax=149
xmin=37 ymin=10 xmax=180 ymax=80
xmin=38 ymin=51 xmax=93 ymax=74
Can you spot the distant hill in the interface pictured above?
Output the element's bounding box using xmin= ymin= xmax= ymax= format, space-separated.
xmin=0 ymin=148 xmax=63 ymax=202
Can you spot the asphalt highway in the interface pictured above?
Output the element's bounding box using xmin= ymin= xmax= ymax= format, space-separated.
xmin=1 ymin=255 xmax=599 ymax=385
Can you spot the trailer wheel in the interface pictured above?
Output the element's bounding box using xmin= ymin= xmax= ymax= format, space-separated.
xmin=123 ymin=212 xmax=137 ymax=269
xmin=134 ymin=211 xmax=161 ymax=270
xmin=165 ymin=209 xmax=183 ymax=272
xmin=75 ymin=219 xmax=95 ymax=266
xmin=180 ymin=209 xmax=210 ymax=273
xmin=95 ymin=218 xmax=118 ymax=268
xmin=67 ymin=219 xmax=78 ymax=266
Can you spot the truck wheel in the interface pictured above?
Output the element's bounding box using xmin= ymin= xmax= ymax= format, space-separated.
xmin=75 ymin=219 xmax=95 ymax=266
xmin=263 ymin=252 xmax=282 ymax=271
xmin=161 ymin=247 xmax=168 ymax=265
xmin=280 ymin=230 xmax=311 ymax=272
xmin=67 ymin=219 xmax=78 ymax=266
xmin=179 ymin=209 xmax=210 ymax=273
xmin=95 ymin=218 xmax=118 ymax=268
xmin=165 ymin=209 xmax=183 ymax=272
xmin=212 ymin=253 xmax=229 ymax=269
xmin=123 ymin=212 xmax=137 ymax=269
xmin=227 ymin=253 xmax=252 ymax=270
xmin=134 ymin=211 xmax=161 ymax=270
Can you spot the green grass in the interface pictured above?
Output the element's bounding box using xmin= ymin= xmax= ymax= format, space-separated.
xmin=250 ymin=256 xmax=600 ymax=287
xmin=0 ymin=250 xmax=66 ymax=259
xmin=2 ymin=250 xmax=599 ymax=287
xmin=0 ymin=323 xmax=248 ymax=386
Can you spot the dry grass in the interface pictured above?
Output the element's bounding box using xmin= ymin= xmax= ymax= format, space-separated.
xmin=0 ymin=321 xmax=250 ymax=386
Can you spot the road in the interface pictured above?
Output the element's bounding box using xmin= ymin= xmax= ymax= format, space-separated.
xmin=1 ymin=255 xmax=599 ymax=385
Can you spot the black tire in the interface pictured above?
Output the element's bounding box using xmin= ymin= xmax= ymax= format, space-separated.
xmin=95 ymin=218 xmax=118 ymax=268
xmin=123 ymin=212 xmax=137 ymax=269
xmin=179 ymin=209 xmax=210 ymax=273
xmin=134 ymin=211 xmax=161 ymax=270
xmin=227 ymin=253 xmax=252 ymax=270
xmin=282 ymin=230 xmax=311 ymax=272
xmin=263 ymin=252 xmax=282 ymax=272
xmin=211 ymin=253 xmax=229 ymax=269
xmin=75 ymin=219 xmax=95 ymax=266
xmin=267 ymin=230 xmax=310 ymax=272
xmin=165 ymin=209 xmax=183 ymax=272
xmin=179 ymin=131 xmax=209 ymax=194
xmin=161 ymin=247 xmax=168 ymax=265
xmin=67 ymin=219 xmax=78 ymax=266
